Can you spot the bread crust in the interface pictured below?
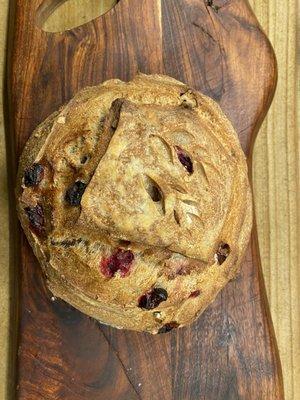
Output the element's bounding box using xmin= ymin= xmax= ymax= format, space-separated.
xmin=16 ymin=74 xmax=252 ymax=334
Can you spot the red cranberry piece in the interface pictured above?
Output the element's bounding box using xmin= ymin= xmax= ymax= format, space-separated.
xmin=100 ymin=249 xmax=134 ymax=278
xmin=24 ymin=163 xmax=44 ymax=187
xmin=65 ymin=181 xmax=87 ymax=206
xmin=175 ymin=146 xmax=193 ymax=174
xmin=138 ymin=288 xmax=168 ymax=310
xmin=189 ymin=290 xmax=201 ymax=298
xmin=158 ymin=321 xmax=179 ymax=334
xmin=216 ymin=242 xmax=230 ymax=265
xmin=25 ymin=204 xmax=45 ymax=235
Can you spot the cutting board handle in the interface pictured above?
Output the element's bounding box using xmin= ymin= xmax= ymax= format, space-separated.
xmin=34 ymin=0 xmax=119 ymax=32
xmin=36 ymin=0 xmax=68 ymax=30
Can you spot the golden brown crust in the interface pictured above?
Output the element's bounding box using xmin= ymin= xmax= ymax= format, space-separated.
xmin=16 ymin=74 xmax=252 ymax=334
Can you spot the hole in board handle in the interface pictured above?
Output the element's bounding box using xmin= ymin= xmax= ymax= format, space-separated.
xmin=36 ymin=0 xmax=119 ymax=33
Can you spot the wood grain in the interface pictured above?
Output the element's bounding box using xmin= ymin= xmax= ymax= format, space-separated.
xmin=0 ymin=0 xmax=298 ymax=399
xmin=250 ymin=0 xmax=300 ymax=399
xmin=3 ymin=0 xmax=291 ymax=399
xmin=0 ymin=1 xmax=12 ymax=399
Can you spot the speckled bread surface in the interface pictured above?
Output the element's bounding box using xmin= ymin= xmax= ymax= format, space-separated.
xmin=16 ymin=73 xmax=252 ymax=334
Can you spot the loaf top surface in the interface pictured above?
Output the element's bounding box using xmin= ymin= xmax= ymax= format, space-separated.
xmin=16 ymin=74 xmax=252 ymax=334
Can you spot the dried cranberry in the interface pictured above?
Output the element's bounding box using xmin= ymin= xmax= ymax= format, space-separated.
xmin=158 ymin=322 xmax=179 ymax=334
xmin=25 ymin=204 xmax=45 ymax=235
xmin=65 ymin=181 xmax=87 ymax=206
xmin=175 ymin=146 xmax=193 ymax=174
xmin=24 ymin=163 xmax=44 ymax=187
xmin=100 ymin=249 xmax=134 ymax=278
xmin=216 ymin=242 xmax=230 ymax=265
xmin=189 ymin=290 xmax=201 ymax=298
xmin=138 ymin=288 xmax=168 ymax=310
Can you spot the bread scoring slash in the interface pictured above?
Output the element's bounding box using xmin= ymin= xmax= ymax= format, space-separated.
xmin=16 ymin=74 xmax=252 ymax=334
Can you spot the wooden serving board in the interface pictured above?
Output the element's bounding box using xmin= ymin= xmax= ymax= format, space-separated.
xmin=7 ymin=0 xmax=284 ymax=399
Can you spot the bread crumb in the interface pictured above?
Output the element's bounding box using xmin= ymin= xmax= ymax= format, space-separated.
xmin=57 ymin=116 xmax=66 ymax=124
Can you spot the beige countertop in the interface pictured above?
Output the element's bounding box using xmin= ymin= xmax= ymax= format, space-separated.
xmin=0 ymin=1 xmax=299 ymax=399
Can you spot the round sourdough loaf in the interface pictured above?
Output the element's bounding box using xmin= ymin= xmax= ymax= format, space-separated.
xmin=16 ymin=74 xmax=252 ymax=334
